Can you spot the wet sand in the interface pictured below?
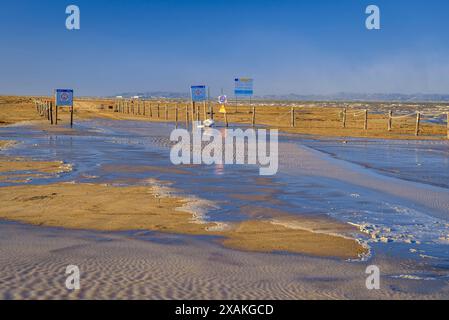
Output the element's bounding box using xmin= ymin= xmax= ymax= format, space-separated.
xmin=0 ymin=182 xmax=366 ymax=259
xmin=278 ymin=142 xmax=449 ymax=220
xmin=0 ymin=140 xmax=72 ymax=183
xmin=1 ymin=221 xmax=448 ymax=300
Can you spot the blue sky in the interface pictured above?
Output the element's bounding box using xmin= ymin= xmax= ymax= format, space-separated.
xmin=0 ymin=0 xmax=448 ymax=96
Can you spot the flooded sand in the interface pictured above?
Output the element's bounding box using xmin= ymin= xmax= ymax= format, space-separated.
xmin=1 ymin=119 xmax=449 ymax=299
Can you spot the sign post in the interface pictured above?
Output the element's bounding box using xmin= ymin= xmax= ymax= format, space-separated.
xmin=234 ymin=78 xmax=254 ymax=112
xmin=218 ymin=95 xmax=228 ymax=127
xmin=55 ymin=89 xmax=74 ymax=128
xmin=190 ymin=85 xmax=207 ymax=125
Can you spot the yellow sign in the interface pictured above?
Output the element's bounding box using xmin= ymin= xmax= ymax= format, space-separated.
xmin=219 ymin=105 xmax=227 ymax=113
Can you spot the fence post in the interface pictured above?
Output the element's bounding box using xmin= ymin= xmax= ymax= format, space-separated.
xmin=185 ymin=104 xmax=189 ymax=128
xmin=342 ymin=108 xmax=347 ymax=128
xmin=157 ymin=104 xmax=160 ymax=118
xmin=291 ymin=107 xmax=295 ymax=128
xmin=55 ymin=103 xmax=58 ymax=125
xmin=252 ymin=106 xmax=256 ymax=127
xmin=364 ymin=109 xmax=368 ymax=130
xmin=175 ymin=104 xmax=179 ymax=128
xmin=49 ymin=101 xmax=53 ymax=125
xmin=388 ymin=110 xmax=392 ymax=131
xmin=415 ymin=112 xmax=421 ymax=136
xmin=165 ymin=105 xmax=168 ymax=120
xmin=142 ymin=101 xmax=146 ymax=116
xmin=224 ymin=112 xmax=229 ymax=127
xmin=447 ymin=113 xmax=449 ymax=140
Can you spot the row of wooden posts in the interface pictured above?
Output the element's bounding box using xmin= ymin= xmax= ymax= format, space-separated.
xmin=114 ymin=100 xmax=230 ymax=128
xmin=35 ymin=100 xmax=57 ymax=125
xmin=34 ymin=100 xmax=73 ymax=127
xmin=324 ymin=107 xmax=448 ymax=138
xmin=113 ymin=100 xmax=449 ymax=138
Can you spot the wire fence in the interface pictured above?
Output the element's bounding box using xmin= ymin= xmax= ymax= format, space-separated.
xmin=105 ymin=99 xmax=449 ymax=139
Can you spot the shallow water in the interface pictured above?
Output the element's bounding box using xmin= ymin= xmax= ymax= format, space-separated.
xmin=301 ymin=137 xmax=449 ymax=189
xmin=1 ymin=119 xmax=449 ymax=283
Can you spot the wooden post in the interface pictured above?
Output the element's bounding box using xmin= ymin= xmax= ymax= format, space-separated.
xmin=175 ymin=104 xmax=179 ymax=128
xmin=127 ymin=101 xmax=130 ymax=114
xmin=49 ymin=101 xmax=53 ymax=125
xmin=55 ymin=104 xmax=58 ymax=125
xmin=252 ymin=106 xmax=256 ymax=127
xmin=224 ymin=112 xmax=228 ymax=127
xmin=47 ymin=101 xmax=50 ymax=121
xmin=70 ymin=103 xmax=74 ymax=128
xmin=415 ymin=112 xmax=421 ymax=136
xmin=388 ymin=110 xmax=392 ymax=131
xmin=203 ymin=101 xmax=207 ymax=120
xmin=191 ymin=101 xmax=195 ymax=125
xmin=149 ymin=103 xmax=153 ymax=117
xmin=291 ymin=107 xmax=295 ymax=128
xmin=165 ymin=105 xmax=168 ymax=120
xmin=157 ymin=104 xmax=160 ymax=118
xmin=342 ymin=108 xmax=347 ymax=128
xmin=364 ymin=109 xmax=368 ymax=130
xmin=185 ymin=104 xmax=189 ymax=128
xmin=142 ymin=101 xmax=146 ymax=116
xmin=447 ymin=113 xmax=449 ymax=140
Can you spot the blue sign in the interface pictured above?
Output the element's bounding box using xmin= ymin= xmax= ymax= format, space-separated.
xmin=234 ymin=78 xmax=254 ymax=97
xmin=191 ymin=85 xmax=207 ymax=102
xmin=55 ymin=89 xmax=73 ymax=106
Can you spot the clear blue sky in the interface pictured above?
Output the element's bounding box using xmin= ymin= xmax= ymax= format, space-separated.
xmin=0 ymin=0 xmax=448 ymax=96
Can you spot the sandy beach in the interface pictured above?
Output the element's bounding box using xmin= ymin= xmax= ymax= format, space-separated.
xmin=1 ymin=96 xmax=449 ymax=299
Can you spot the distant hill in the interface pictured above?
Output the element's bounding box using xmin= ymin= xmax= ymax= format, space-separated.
xmin=113 ymin=91 xmax=449 ymax=102
xmin=114 ymin=92 xmax=189 ymax=99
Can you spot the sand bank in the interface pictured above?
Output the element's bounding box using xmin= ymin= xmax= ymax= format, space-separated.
xmin=0 ymin=182 xmax=367 ymax=259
